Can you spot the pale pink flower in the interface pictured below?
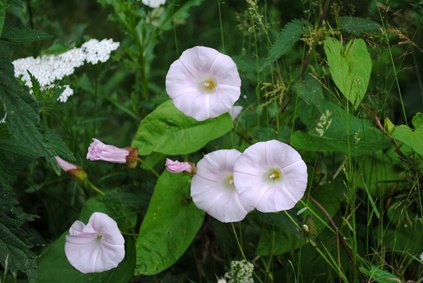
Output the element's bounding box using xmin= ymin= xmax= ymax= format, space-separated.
xmin=65 ymin=212 xmax=125 ymax=273
xmin=87 ymin=138 xmax=129 ymax=164
xmin=166 ymin=46 xmax=241 ymax=121
xmin=191 ymin=149 xmax=252 ymax=222
xmin=233 ymin=140 xmax=308 ymax=213
xmin=165 ymin=158 xmax=194 ymax=173
xmin=55 ymin=156 xmax=77 ymax=171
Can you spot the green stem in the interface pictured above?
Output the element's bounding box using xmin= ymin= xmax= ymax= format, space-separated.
xmin=85 ymin=180 xmax=105 ymax=196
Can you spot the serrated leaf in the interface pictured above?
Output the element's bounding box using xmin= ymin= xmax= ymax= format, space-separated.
xmin=131 ymin=100 xmax=233 ymax=156
xmin=324 ymin=37 xmax=372 ymax=109
xmin=392 ymin=112 xmax=423 ymax=155
xmin=0 ymin=188 xmax=37 ymax=282
xmin=263 ymin=19 xmax=308 ymax=69
xmin=339 ymin=16 xmax=381 ymax=35
xmin=135 ymin=172 xmax=205 ymax=275
xmin=1 ymin=26 xmax=53 ymax=43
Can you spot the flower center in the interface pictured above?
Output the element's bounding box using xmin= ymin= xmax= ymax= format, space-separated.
xmin=268 ymin=169 xmax=282 ymax=181
xmin=96 ymin=233 xmax=103 ymax=242
xmin=224 ymin=174 xmax=236 ymax=189
xmin=198 ymin=76 xmax=217 ymax=93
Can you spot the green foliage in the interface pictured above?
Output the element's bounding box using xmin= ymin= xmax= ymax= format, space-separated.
xmin=392 ymin=112 xmax=423 ymax=155
xmin=339 ymin=16 xmax=381 ymax=36
xmin=36 ymin=235 xmax=136 ymax=283
xmin=0 ymin=188 xmax=37 ymax=282
xmin=135 ymin=172 xmax=204 ymax=275
xmin=0 ymin=0 xmax=5 ymax=36
xmin=324 ymin=37 xmax=372 ymax=109
xmin=292 ymin=76 xmax=391 ymax=155
xmin=132 ymin=100 xmax=233 ymax=156
xmin=359 ymin=266 xmax=400 ymax=283
xmin=264 ymin=19 xmax=308 ymax=68
xmin=1 ymin=26 xmax=53 ymax=43
xmin=257 ymin=183 xmax=344 ymax=256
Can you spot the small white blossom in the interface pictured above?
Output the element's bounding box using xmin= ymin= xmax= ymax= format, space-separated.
xmin=224 ymin=260 xmax=254 ymax=283
xmin=420 ymin=252 xmax=423 ymax=262
xmin=315 ymin=110 xmax=332 ymax=137
xmin=13 ymin=38 xmax=119 ymax=102
xmin=142 ymin=0 xmax=166 ymax=8
xmin=58 ymin=85 xmax=74 ymax=103
xmin=217 ymin=278 xmax=227 ymax=283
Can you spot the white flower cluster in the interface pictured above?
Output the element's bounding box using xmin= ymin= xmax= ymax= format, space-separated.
xmin=315 ymin=109 xmax=333 ymax=137
xmin=13 ymin=38 xmax=119 ymax=103
xmin=224 ymin=260 xmax=254 ymax=283
xmin=142 ymin=0 xmax=166 ymax=8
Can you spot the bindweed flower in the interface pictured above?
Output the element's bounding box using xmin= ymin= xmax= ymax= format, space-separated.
xmin=87 ymin=138 xmax=139 ymax=167
xmin=142 ymin=0 xmax=166 ymax=8
xmin=191 ymin=149 xmax=252 ymax=223
xmin=55 ymin=156 xmax=87 ymax=182
xmin=234 ymin=140 xmax=308 ymax=213
xmin=165 ymin=158 xmax=194 ymax=174
xmin=65 ymin=212 xmax=125 ymax=273
xmin=166 ymin=46 xmax=241 ymax=121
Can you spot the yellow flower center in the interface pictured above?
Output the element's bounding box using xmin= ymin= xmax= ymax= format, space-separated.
xmin=268 ymin=169 xmax=281 ymax=181
xmin=203 ymin=80 xmax=216 ymax=90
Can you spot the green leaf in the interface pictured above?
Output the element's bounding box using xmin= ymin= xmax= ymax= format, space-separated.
xmin=339 ymin=16 xmax=381 ymax=36
xmin=359 ymin=266 xmax=401 ymax=283
xmin=257 ymin=183 xmax=344 ymax=256
xmin=263 ymin=19 xmax=308 ymax=68
xmin=132 ymin=100 xmax=233 ymax=155
xmin=392 ymin=112 xmax=423 ymax=155
xmin=1 ymin=26 xmax=53 ymax=43
xmin=292 ymin=76 xmax=391 ymax=155
xmin=36 ymin=235 xmax=136 ymax=283
xmin=324 ymin=37 xmax=372 ymax=109
xmin=0 ymin=0 xmax=5 ymax=37
xmin=0 ymin=188 xmax=37 ymax=282
xmin=135 ymin=171 xmax=205 ymax=275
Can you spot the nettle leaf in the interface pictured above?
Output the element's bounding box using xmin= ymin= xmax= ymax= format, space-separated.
xmin=135 ymin=171 xmax=205 ymax=275
xmin=324 ymin=37 xmax=372 ymax=109
xmin=339 ymin=16 xmax=381 ymax=36
xmin=37 ymin=193 xmax=137 ymax=283
xmin=292 ymin=76 xmax=391 ymax=155
xmin=1 ymin=26 xmax=53 ymax=43
xmin=392 ymin=112 xmax=423 ymax=155
xmin=263 ymin=19 xmax=308 ymax=68
xmin=0 ymin=188 xmax=37 ymax=282
xmin=132 ymin=100 xmax=233 ymax=155
xmin=257 ymin=183 xmax=344 ymax=256
xmin=37 ymin=235 xmax=136 ymax=283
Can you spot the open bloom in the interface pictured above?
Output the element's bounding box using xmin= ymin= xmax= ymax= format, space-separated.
xmin=87 ymin=138 xmax=131 ymax=164
xmin=233 ymin=140 xmax=308 ymax=213
xmin=142 ymin=0 xmax=166 ymax=8
xmin=65 ymin=212 xmax=125 ymax=273
xmin=191 ymin=149 xmax=252 ymax=222
xmin=166 ymin=46 xmax=241 ymax=121
xmin=229 ymin=106 xmax=243 ymax=120
xmin=165 ymin=158 xmax=194 ymax=174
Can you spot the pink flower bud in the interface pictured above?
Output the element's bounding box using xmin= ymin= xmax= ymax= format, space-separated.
xmin=55 ymin=156 xmax=77 ymax=171
xmin=165 ymin=158 xmax=194 ymax=174
xmin=87 ymin=138 xmax=130 ymax=164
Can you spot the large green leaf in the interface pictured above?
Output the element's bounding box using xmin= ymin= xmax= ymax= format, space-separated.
xmin=392 ymin=112 xmax=423 ymax=155
xmin=132 ymin=100 xmax=233 ymax=155
xmin=324 ymin=37 xmax=372 ymax=109
xmin=135 ymin=171 xmax=205 ymax=275
xmin=257 ymin=183 xmax=344 ymax=256
xmin=36 ymin=235 xmax=136 ymax=283
xmin=292 ymin=76 xmax=391 ymax=155
xmin=359 ymin=266 xmax=400 ymax=283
